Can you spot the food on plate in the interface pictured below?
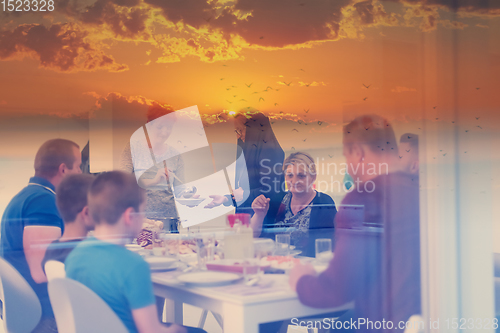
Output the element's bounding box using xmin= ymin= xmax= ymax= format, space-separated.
xmin=265 ymin=255 xmax=300 ymax=270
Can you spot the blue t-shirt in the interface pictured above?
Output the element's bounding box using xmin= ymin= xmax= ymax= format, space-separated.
xmin=0 ymin=176 xmax=64 ymax=317
xmin=65 ymin=237 xmax=155 ymax=333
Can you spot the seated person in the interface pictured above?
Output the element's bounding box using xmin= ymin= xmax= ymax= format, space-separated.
xmin=65 ymin=171 xmax=205 ymax=333
xmin=250 ymin=152 xmax=337 ymax=257
xmin=42 ymin=174 xmax=95 ymax=270
xmin=289 ymin=115 xmax=421 ymax=332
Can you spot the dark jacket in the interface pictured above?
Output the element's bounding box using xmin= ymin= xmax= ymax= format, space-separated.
xmin=296 ymin=172 xmax=421 ymax=332
xmin=260 ymin=191 xmax=337 ymax=257
xmin=233 ymin=113 xmax=285 ymax=213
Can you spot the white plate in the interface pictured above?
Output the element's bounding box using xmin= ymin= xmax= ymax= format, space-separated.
xmin=125 ymin=244 xmax=142 ymax=252
xmin=150 ymin=263 xmax=180 ymax=272
xmin=144 ymin=257 xmax=178 ymax=270
xmin=177 ymin=271 xmax=241 ymax=286
xmin=175 ymin=198 xmax=206 ymax=207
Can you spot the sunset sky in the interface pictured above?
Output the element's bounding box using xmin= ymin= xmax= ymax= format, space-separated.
xmin=0 ymin=0 xmax=498 ymax=125
xmin=0 ymin=0 xmax=499 ymax=203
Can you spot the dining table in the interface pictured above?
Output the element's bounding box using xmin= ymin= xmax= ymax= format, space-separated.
xmin=151 ymin=268 xmax=353 ymax=333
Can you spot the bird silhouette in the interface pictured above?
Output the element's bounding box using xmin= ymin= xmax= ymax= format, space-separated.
xmin=475 ymin=117 xmax=480 ymax=120
xmin=399 ymin=156 xmax=403 ymax=159
xmin=300 ymin=69 xmax=305 ymax=72
xmin=303 ymin=139 xmax=307 ymax=142
xmin=297 ymin=120 xmax=303 ymax=124
xmin=443 ymin=153 xmax=447 ymax=157
xmin=407 ymin=135 xmax=412 ymax=139
xmin=274 ymin=103 xmax=278 ymax=106
xmin=263 ymin=140 xmax=268 ymax=144
xmin=220 ymin=78 xmax=224 ymax=80
xmin=328 ymin=154 xmax=333 ymax=158
xmin=304 ymin=109 xmax=309 ymax=113
xmin=363 ymin=97 xmax=368 ymax=101
xmin=252 ymin=91 xmax=259 ymax=94
xmin=465 ymin=130 xmax=469 ymax=132
xmin=260 ymin=123 xmax=264 ymax=127
xmin=233 ymin=95 xmax=237 ymax=98
xmin=252 ymin=144 xmax=258 ymax=148
xmin=292 ymin=129 xmax=299 ymax=132
xmin=304 ymin=83 xmax=311 ymax=87
xmin=433 ymin=106 xmax=437 ymax=109
xmin=318 ymin=121 xmax=323 ymax=125
xmin=291 ymin=147 xmax=296 ymax=150
xmin=226 ymin=88 xmax=231 ymax=91
xmin=406 ymin=149 xmax=411 ymax=153
xmin=226 ymin=100 xmax=232 ymax=104
xmin=266 ymin=86 xmax=273 ymax=90
xmin=476 ymin=87 xmax=480 ymax=90
xmin=435 ymin=118 xmax=439 ymax=120
xmin=363 ymin=84 xmax=371 ymax=89
xmin=245 ymin=83 xmax=253 ymax=88
xmin=259 ymin=97 xmax=265 ymax=102
xmin=284 ymin=82 xmax=292 ymax=86
xmin=204 ymin=17 xmax=212 ymax=22
xmin=259 ymin=36 xmax=264 ymax=39
xmin=239 ymin=99 xmax=247 ymax=102
xmin=364 ymin=127 xmax=370 ymax=131
xmin=477 ymin=126 xmax=483 ymax=129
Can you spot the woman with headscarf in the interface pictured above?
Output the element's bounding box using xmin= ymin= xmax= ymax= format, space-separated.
xmin=205 ymin=112 xmax=285 ymax=213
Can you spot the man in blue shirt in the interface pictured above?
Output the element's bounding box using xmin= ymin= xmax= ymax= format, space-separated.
xmin=0 ymin=138 xmax=82 ymax=331
xmin=66 ymin=171 xmax=204 ymax=333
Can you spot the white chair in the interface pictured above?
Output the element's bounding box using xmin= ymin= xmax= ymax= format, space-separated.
xmin=44 ymin=260 xmax=66 ymax=281
xmin=0 ymin=257 xmax=42 ymax=333
xmin=47 ymin=278 xmax=127 ymax=333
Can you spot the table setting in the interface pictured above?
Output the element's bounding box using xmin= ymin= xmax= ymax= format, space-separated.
xmin=127 ymin=213 xmax=334 ymax=291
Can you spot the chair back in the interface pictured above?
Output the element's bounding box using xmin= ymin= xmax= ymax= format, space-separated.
xmin=48 ymin=277 xmax=127 ymax=333
xmin=44 ymin=260 xmax=66 ymax=281
xmin=0 ymin=257 xmax=42 ymax=333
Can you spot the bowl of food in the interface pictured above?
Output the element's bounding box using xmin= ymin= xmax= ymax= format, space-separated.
xmin=175 ymin=197 xmax=206 ymax=207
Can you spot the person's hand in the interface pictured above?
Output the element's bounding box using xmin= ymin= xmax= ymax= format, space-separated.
xmin=252 ymin=195 xmax=270 ymax=217
xmin=165 ymin=323 xmax=187 ymax=333
xmin=204 ymin=195 xmax=228 ymax=208
xmin=152 ymin=167 xmax=168 ymax=185
xmin=233 ymin=187 xmax=244 ymax=202
xmin=289 ymin=262 xmax=316 ymax=291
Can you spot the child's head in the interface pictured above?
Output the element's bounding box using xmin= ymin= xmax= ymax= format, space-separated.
xmin=56 ymin=174 xmax=95 ymax=231
xmin=88 ymin=171 xmax=146 ymax=237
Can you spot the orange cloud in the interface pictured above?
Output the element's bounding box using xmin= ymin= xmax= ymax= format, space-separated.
xmin=0 ymin=23 xmax=128 ymax=72
xmin=0 ymin=0 xmax=497 ymax=72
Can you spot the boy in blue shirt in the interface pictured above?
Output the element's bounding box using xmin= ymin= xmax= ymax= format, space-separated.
xmin=66 ymin=171 xmax=204 ymax=333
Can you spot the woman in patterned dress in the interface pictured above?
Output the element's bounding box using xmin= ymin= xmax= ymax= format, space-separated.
xmin=250 ymin=152 xmax=337 ymax=257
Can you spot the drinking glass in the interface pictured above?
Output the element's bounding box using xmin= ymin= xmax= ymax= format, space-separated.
xmin=242 ymin=245 xmax=260 ymax=282
xmin=152 ymin=231 xmax=166 ymax=256
xmin=275 ymin=234 xmax=290 ymax=256
xmin=315 ymin=238 xmax=333 ymax=263
xmin=195 ymin=233 xmax=215 ymax=270
xmin=162 ymin=233 xmax=180 ymax=258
